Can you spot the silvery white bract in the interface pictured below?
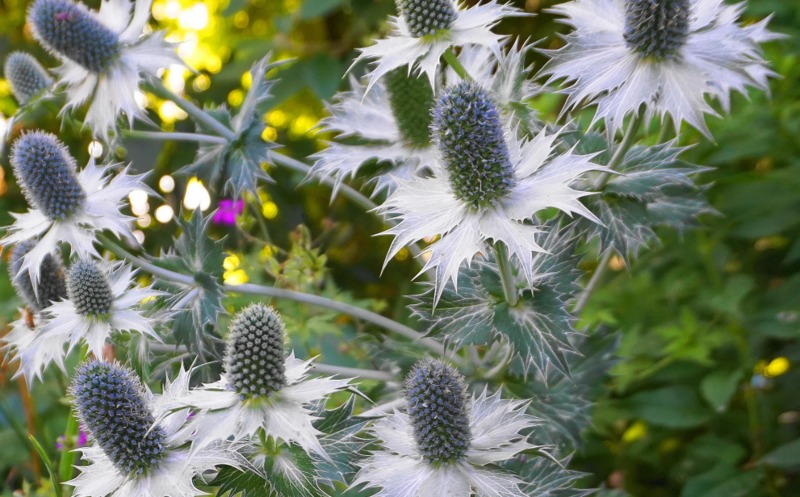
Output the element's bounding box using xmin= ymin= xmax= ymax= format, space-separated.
xmin=1 ymin=132 xmax=147 ymax=289
xmin=353 ymin=361 xmax=540 ymax=497
xmin=380 ymin=83 xmax=604 ymax=303
xmin=539 ymin=0 xmax=782 ymax=136
xmin=310 ymin=72 xmax=438 ymax=198
xmin=68 ymin=363 xmax=241 ymax=497
xmin=28 ymin=0 xmax=179 ymax=141
xmin=11 ymin=260 xmax=161 ymax=384
xmin=355 ymin=0 xmax=523 ymax=92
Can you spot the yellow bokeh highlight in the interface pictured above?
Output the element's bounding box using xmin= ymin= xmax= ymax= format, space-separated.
xmin=224 ymin=269 xmax=249 ymax=286
xmin=260 ymin=245 xmax=275 ymax=261
xmin=241 ymin=71 xmax=252 ymax=90
xmin=261 ymin=126 xmax=277 ymax=142
xmin=233 ymin=11 xmax=249 ymax=28
xmin=622 ymin=420 xmax=647 ymax=443
xmin=266 ymin=110 xmax=287 ymax=127
xmin=228 ymin=89 xmax=244 ymax=107
xmin=395 ymin=247 xmax=409 ymax=262
xmin=0 ymin=80 xmax=11 ymax=97
xmin=193 ymin=74 xmax=211 ymax=92
xmin=290 ymin=115 xmax=317 ymax=137
xmin=765 ymin=357 xmax=790 ymax=378
xmin=262 ymin=201 xmax=279 ymax=220
xmin=223 ymin=254 xmax=241 ymax=272
xmin=158 ymin=101 xmax=188 ymax=123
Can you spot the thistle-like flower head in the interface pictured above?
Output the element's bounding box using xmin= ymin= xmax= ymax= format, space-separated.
xmin=354 ymin=359 xmax=542 ymax=496
xmin=225 ymin=303 xmax=287 ymax=400
xmin=9 ymin=240 xmax=67 ymax=313
xmin=396 ymin=0 xmax=457 ymax=38
xmin=540 ymin=0 xmax=783 ymax=136
xmin=11 ymin=131 xmax=86 ymax=222
xmin=434 ymin=81 xmax=516 ymax=209
xmin=67 ymin=260 xmax=114 ymax=319
xmin=406 ymin=360 xmax=471 ymax=465
xmin=385 ymin=67 xmax=435 ymax=150
xmin=623 ymin=0 xmax=690 ymax=61
xmin=26 ymin=0 xmax=179 ymax=140
xmin=29 ymin=0 xmax=121 ymax=73
xmin=71 ymin=361 xmax=167 ymax=475
xmin=4 ymin=52 xmax=53 ymax=105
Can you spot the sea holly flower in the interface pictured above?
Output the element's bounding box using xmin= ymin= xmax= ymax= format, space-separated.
xmin=4 ymin=52 xmax=53 ymax=105
xmin=353 ymin=360 xmax=540 ymax=496
xmin=354 ymin=0 xmax=523 ymax=92
xmin=1 ymin=131 xmax=147 ymax=288
xmin=28 ymin=0 xmax=179 ymax=141
xmin=310 ymin=67 xmax=438 ymax=197
xmin=68 ymin=361 xmax=240 ymax=497
xmin=174 ymin=304 xmax=352 ymax=459
xmin=539 ymin=0 xmax=782 ymax=136
xmin=379 ymin=82 xmax=604 ymax=302
xmin=12 ymin=260 xmax=162 ymax=384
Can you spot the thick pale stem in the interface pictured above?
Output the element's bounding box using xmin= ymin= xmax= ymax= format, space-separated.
xmin=596 ymin=112 xmax=644 ymax=189
xmin=122 ymin=130 xmax=227 ymax=145
xmin=145 ymin=80 xmax=236 ymax=141
xmin=493 ymin=243 xmax=519 ymax=307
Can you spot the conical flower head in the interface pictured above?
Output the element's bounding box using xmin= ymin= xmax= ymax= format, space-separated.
xmin=397 ymin=0 xmax=457 ymax=38
xmin=434 ymin=81 xmax=516 ymax=209
xmin=9 ymin=240 xmax=67 ymax=312
xmin=67 ymin=260 xmax=113 ymax=318
xmin=405 ymin=359 xmax=472 ymax=465
xmin=4 ymin=52 xmax=52 ymax=104
xmin=71 ymin=361 xmax=167 ymax=475
xmin=29 ymin=0 xmax=121 ymax=73
xmin=624 ymin=0 xmax=690 ymax=60
xmin=385 ymin=67 xmax=435 ymax=149
xmin=225 ymin=304 xmax=287 ymax=400
xmin=11 ymin=131 xmax=86 ymax=221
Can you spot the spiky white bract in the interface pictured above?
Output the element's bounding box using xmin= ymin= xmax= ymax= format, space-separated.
xmin=30 ymin=0 xmax=179 ymax=141
xmin=175 ymin=353 xmax=351 ymax=460
xmin=12 ymin=261 xmax=161 ymax=384
xmin=355 ymin=0 xmax=523 ymax=92
xmin=539 ymin=0 xmax=782 ymax=137
xmin=1 ymin=157 xmax=147 ymax=289
xmin=68 ymin=366 xmax=241 ymax=497
xmin=310 ymin=75 xmax=437 ymax=198
xmin=379 ymin=126 xmax=604 ymax=304
xmin=353 ymin=389 xmax=539 ymax=497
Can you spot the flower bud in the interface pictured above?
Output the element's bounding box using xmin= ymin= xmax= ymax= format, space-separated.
xmin=405 ymin=360 xmax=472 ymax=464
xmin=71 ymin=361 xmax=167 ymax=475
xmin=11 ymin=132 xmax=86 ymax=221
xmin=67 ymin=261 xmax=113 ymax=318
xmin=396 ymin=0 xmax=457 ymax=38
xmin=385 ymin=67 xmax=434 ymax=149
xmin=434 ymin=82 xmax=516 ymax=209
xmin=9 ymin=240 xmax=67 ymax=312
xmin=29 ymin=0 xmax=121 ymax=73
xmin=225 ymin=304 xmax=287 ymax=399
xmin=4 ymin=52 xmax=52 ymax=104
xmin=624 ymin=0 xmax=690 ymax=60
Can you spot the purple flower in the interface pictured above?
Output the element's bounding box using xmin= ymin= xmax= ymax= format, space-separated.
xmin=56 ymin=426 xmax=88 ymax=451
xmin=213 ymin=199 xmax=244 ymax=226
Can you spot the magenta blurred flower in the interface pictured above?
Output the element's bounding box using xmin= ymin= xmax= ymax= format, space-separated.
xmin=56 ymin=426 xmax=88 ymax=451
xmin=213 ymin=199 xmax=244 ymax=226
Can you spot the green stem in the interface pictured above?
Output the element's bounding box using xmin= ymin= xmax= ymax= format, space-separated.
xmin=122 ymin=129 xmax=227 ymax=145
xmin=58 ymin=412 xmax=79 ymax=489
xmin=574 ymin=250 xmax=613 ymax=315
xmin=493 ymin=243 xmax=519 ymax=307
xmin=145 ymin=79 xmax=236 ymax=141
xmin=312 ymin=363 xmax=396 ymax=382
xmin=442 ymin=47 xmax=472 ymax=81
xmin=596 ymin=112 xmax=644 ymax=189
xmin=99 ymin=236 xmax=458 ymax=363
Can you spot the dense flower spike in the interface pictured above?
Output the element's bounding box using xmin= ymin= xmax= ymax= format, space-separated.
xmin=225 ymin=304 xmax=287 ymax=399
xmin=29 ymin=0 xmax=121 ymax=73
xmin=71 ymin=361 xmax=167 ymax=475
xmin=540 ymin=0 xmax=782 ymax=136
xmin=11 ymin=132 xmax=85 ymax=221
xmin=385 ymin=68 xmax=435 ymax=149
xmin=67 ymin=260 xmax=113 ymax=318
xmin=406 ymin=360 xmax=472 ymax=464
xmin=397 ymin=0 xmax=457 ymax=38
xmin=623 ymin=0 xmax=690 ymax=60
xmin=9 ymin=240 xmax=67 ymax=312
xmin=4 ymin=52 xmax=53 ymax=104
xmin=434 ymin=82 xmax=516 ymax=209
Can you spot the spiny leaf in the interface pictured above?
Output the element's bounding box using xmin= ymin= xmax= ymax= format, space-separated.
xmin=502 ymin=454 xmax=592 ymax=497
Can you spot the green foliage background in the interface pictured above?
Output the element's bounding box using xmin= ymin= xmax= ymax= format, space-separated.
xmin=0 ymin=0 xmax=798 ymax=496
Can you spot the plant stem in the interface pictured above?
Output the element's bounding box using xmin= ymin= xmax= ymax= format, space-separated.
xmin=574 ymin=250 xmax=613 ymax=315
xmin=122 ymin=129 xmax=227 ymax=145
xmin=99 ymin=236 xmax=457 ymax=362
xmin=312 ymin=363 xmax=396 ymax=382
xmin=492 ymin=243 xmax=519 ymax=306
xmin=595 ymin=112 xmax=644 ymax=189
xmin=361 ymin=397 xmax=407 ymax=417
xmin=442 ymin=47 xmax=472 ymax=81
xmin=58 ymin=412 xmax=79 ymax=489
xmin=145 ymin=79 xmax=236 ymax=141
